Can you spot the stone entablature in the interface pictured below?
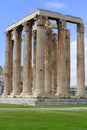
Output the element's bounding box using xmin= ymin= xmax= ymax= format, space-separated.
xmin=3 ymin=9 xmax=85 ymax=99
xmin=6 ymin=9 xmax=82 ymax=31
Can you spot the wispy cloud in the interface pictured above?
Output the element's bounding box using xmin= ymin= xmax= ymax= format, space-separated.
xmin=46 ymin=1 xmax=67 ymax=10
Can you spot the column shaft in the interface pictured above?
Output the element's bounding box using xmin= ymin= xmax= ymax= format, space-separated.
xmin=3 ymin=31 xmax=13 ymax=95
xmin=76 ymin=23 xmax=86 ymax=97
xmin=12 ymin=26 xmax=22 ymax=95
xmin=22 ymin=21 xmax=32 ymax=95
xmin=33 ymin=30 xmax=37 ymax=93
xmin=65 ymin=29 xmax=70 ymax=97
xmin=9 ymin=40 xmax=13 ymax=93
xmin=52 ymin=34 xmax=57 ymax=94
xmin=33 ymin=16 xmax=46 ymax=96
xmin=56 ymin=20 xmax=66 ymax=97
xmin=45 ymin=27 xmax=52 ymax=94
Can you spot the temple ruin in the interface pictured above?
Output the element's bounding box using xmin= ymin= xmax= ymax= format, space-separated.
xmin=1 ymin=9 xmax=86 ymax=105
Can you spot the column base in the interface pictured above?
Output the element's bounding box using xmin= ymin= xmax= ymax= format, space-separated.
xmin=20 ymin=92 xmax=32 ymax=97
xmin=55 ymin=93 xmax=70 ymax=98
xmin=10 ymin=91 xmax=20 ymax=97
xmin=32 ymin=91 xmax=46 ymax=97
xmin=9 ymin=94 xmax=21 ymax=98
xmin=75 ymin=92 xmax=86 ymax=98
xmin=1 ymin=91 xmax=11 ymax=97
xmin=1 ymin=94 xmax=9 ymax=98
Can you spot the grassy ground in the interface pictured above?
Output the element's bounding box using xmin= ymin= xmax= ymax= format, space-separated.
xmin=0 ymin=103 xmax=87 ymax=108
xmin=0 ymin=109 xmax=87 ymax=130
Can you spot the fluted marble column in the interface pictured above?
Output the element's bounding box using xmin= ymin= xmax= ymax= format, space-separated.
xmin=56 ymin=20 xmax=66 ymax=97
xmin=45 ymin=27 xmax=52 ymax=94
xmin=3 ymin=31 xmax=13 ymax=96
xmin=12 ymin=26 xmax=22 ymax=96
xmin=33 ymin=30 xmax=37 ymax=93
xmin=22 ymin=21 xmax=32 ymax=96
xmin=65 ymin=29 xmax=70 ymax=97
xmin=52 ymin=34 xmax=57 ymax=94
xmin=76 ymin=23 xmax=86 ymax=97
xmin=33 ymin=15 xmax=46 ymax=97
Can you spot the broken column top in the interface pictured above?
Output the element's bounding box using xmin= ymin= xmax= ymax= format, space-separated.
xmin=6 ymin=8 xmax=83 ymax=31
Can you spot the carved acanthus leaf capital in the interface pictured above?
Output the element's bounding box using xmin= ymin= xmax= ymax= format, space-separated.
xmin=36 ymin=15 xmax=47 ymax=26
xmin=65 ymin=29 xmax=70 ymax=38
xmin=52 ymin=34 xmax=56 ymax=42
xmin=5 ymin=31 xmax=9 ymax=39
xmin=45 ymin=19 xmax=50 ymax=27
xmin=46 ymin=27 xmax=52 ymax=36
xmin=13 ymin=26 xmax=22 ymax=36
xmin=5 ymin=31 xmax=12 ymax=41
xmin=32 ymin=30 xmax=37 ymax=39
xmin=24 ymin=21 xmax=32 ymax=32
xmin=57 ymin=19 xmax=66 ymax=30
xmin=77 ymin=23 xmax=84 ymax=33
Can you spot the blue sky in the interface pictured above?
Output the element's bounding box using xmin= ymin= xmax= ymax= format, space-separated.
xmin=0 ymin=0 xmax=87 ymax=86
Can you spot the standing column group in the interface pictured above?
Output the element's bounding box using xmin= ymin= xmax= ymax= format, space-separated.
xmin=3 ymin=16 xmax=86 ymax=98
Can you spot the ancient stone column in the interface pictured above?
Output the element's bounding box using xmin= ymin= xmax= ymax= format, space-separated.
xmin=9 ymin=39 xmax=13 ymax=94
xmin=22 ymin=21 xmax=32 ymax=96
xmin=45 ymin=27 xmax=52 ymax=94
xmin=65 ymin=29 xmax=70 ymax=97
xmin=3 ymin=31 xmax=13 ymax=96
xmin=76 ymin=23 xmax=86 ymax=97
xmin=32 ymin=30 xmax=37 ymax=93
xmin=33 ymin=15 xmax=46 ymax=97
xmin=56 ymin=20 xmax=66 ymax=97
xmin=12 ymin=26 xmax=22 ymax=96
xmin=51 ymin=34 xmax=57 ymax=94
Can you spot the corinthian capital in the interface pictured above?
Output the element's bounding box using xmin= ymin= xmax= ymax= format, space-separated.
xmin=5 ymin=31 xmax=12 ymax=41
xmin=65 ymin=29 xmax=70 ymax=38
xmin=52 ymin=34 xmax=56 ymax=42
xmin=24 ymin=21 xmax=32 ymax=32
xmin=36 ymin=15 xmax=47 ymax=26
xmin=32 ymin=30 xmax=37 ymax=40
xmin=57 ymin=19 xmax=66 ymax=30
xmin=13 ymin=26 xmax=22 ymax=36
xmin=46 ymin=27 xmax=52 ymax=36
xmin=77 ymin=23 xmax=84 ymax=33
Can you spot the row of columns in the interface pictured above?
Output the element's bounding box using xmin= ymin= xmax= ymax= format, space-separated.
xmin=3 ymin=15 xmax=86 ymax=97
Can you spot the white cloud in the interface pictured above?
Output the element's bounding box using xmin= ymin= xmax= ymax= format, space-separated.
xmin=46 ymin=1 xmax=67 ymax=10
